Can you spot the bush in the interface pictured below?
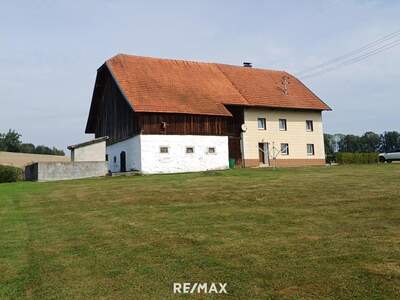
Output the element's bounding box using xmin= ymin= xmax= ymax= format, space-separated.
xmin=0 ymin=165 xmax=23 ymax=183
xmin=335 ymin=152 xmax=378 ymax=164
xmin=325 ymin=154 xmax=336 ymax=164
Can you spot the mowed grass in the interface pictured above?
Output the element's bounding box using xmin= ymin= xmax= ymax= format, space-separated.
xmin=0 ymin=165 xmax=400 ymax=299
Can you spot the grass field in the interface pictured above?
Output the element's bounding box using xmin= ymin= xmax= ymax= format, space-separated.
xmin=1 ymin=165 xmax=400 ymax=299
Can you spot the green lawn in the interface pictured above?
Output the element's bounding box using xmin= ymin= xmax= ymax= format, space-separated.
xmin=1 ymin=165 xmax=400 ymax=299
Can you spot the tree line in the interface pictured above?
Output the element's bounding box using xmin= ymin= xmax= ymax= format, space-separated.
xmin=0 ymin=129 xmax=65 ymax=156
xmin=324 ymin=131 xmax=400 ymax=155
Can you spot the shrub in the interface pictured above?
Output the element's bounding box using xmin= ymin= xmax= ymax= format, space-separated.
xmin=0 ymin=165 xmax=23 ymax=183
xmin=335 ymin=152 xmax=378 ymax=164
xmin=325 ymin=154 xmax=336 ymax=164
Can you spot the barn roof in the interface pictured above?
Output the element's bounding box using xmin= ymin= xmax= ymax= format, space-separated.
xmin=103 ymin=54 xmax=331 ymax=116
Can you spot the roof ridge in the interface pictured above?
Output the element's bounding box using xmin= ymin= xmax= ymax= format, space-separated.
xmin=110 ymin=53 xmax=215 ymax=66
xmin=110 ymin=53 xmax=287 ymax=73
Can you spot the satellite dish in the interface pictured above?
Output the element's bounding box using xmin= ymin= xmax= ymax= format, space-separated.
xmin=241 ymin=124 xmax=247 ymax=132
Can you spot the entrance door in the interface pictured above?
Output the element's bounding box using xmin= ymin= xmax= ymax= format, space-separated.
xmin=258 ymin=143 xmax=265 ymax=164
xmin=120 ymin=151 xmax=126 ymax=172
xmin=258 ymin=143 xmax=269 ymax=166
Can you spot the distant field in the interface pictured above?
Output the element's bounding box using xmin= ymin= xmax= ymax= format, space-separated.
xmin=0 ymin=151 xmax=68 ymax=168
xmin=1 ymin=165 xmax=400 ymax=299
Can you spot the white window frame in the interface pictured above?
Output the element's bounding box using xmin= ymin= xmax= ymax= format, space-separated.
xmin=257 ymin=118 xmax=266 ymax=130
xmin=307 ymin=144 xmax=315 ymax=156
xmin=281 ymin=143 xmax=289 ymax=155
xmin=279 ymin=119 xmax=287 ymax=131
xmin=159 ymin=146 xmax=169 ymax=154
xmin=306 ymin=120 xmax=314 ymax=132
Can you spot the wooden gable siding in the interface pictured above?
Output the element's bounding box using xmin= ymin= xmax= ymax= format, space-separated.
xmin=137 ymin=113 xmax=231 ymax=136
xmin=87 ymin=66 xmax=140 ymax=144
xmin=87 ymin=65 xmax=245 ymax=144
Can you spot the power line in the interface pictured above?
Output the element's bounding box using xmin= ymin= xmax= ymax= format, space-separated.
xmin=297 ymin=29 xmax=400 ymax=76
xmin=301 ymin=38 xmax=400 ymax=79
xmin=296 ymin=29 xmax=400 ymax=78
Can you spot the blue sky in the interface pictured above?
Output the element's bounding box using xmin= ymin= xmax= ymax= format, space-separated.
xmin=1 ymin=0 xmax=399 ymax=150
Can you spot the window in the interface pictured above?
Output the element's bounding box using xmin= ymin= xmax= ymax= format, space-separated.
xmin=186 ymin=147 xmax=194 ymax=154
xmin=105 ymin=154 xmax=108 ymax=161
xmin=279 ymin=119 xmax=287 ymax=131
xmin=307 ymin=144 xmax=315 ymax=156
xmin=257 ymin=118 xmax=266 ymax=130
xmin=306 ymin=120 xmax=314 ymax=132
xmin=160 ymin=146 xmax=169 ymax=153
xmin=113 ymin=156 xmax=117 ymax=163
xmin=281 ymin=143 xmax=289 ymax=155
xmin=208 ymin=147 xmax=216 ymax=154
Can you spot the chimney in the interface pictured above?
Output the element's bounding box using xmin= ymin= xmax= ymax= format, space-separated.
xmin=243 ymin=62 xmax=252 ymax=68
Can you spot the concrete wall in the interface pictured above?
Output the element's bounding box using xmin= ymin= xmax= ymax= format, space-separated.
xmin=25 ymin=161 xmax=108 ymax=182
xmin=106 ymin=134 xmax=229 ymax=174
xmin=242 ymin=108 xmax=326 ymax=166
xmin=0 ymin=151 xmax=69 ymax=168
xmin=106 ymin=136 xmax=141 ymax=172
xmin=71 ymin=141 xmax=106 ymax=162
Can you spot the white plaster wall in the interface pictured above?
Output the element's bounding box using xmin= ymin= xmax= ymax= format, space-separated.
xmin=140 ymin=135 xmax=229 ymax=174
xmin=106 ymin=136 xmax=141 ymax=172
xmin=242 ymin=108 xmax=326 ymax=160
xmin=72 ymin=141 xmax=106 ymax=162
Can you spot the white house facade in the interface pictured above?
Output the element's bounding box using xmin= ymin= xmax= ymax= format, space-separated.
xmin=241 ymin=108 xmax=326 ymax=167
xmin=106 ymin=135 xmax=228 ymax=174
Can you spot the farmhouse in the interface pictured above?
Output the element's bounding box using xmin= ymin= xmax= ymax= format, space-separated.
xmin=85 ymin=54 xmax=331 ymax=174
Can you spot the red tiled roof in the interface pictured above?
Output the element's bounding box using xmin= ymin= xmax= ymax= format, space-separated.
xmin=216 ymin=64 xmax=331 ymax=111
xmin=105 ymin=54 xmax=330 ymax=116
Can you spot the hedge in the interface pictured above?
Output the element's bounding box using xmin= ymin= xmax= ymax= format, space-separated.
xmin=335 ymin=152 xmax=378 ymax=164
xmin=0 ymin=165 xmax=23 ymax=183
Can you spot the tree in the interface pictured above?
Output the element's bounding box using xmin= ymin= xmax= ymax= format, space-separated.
xmin=0 ymin=129 xmax=65 ymax=156
xmin=0 ymin=129 xmax=22 ymax=152
xmin=360 ymin=131 xmax=380 ymax=152
xmin=324 ymin=134 xmax=335 ymax=155
xmin=34 ymin=145 xmax=53 ymax=155
xmin=332 ymin=134 xmax=344 ymax=153
xmin=379 ymin=131 xmax=400 ymax=152
xmin=338 ymin=134 xmax=362 ymax=152
xmin=0 ymin=133 xmax=4 ymax=151
xmin=51 ymin=147 xmax=65 ymax=156
xmin=20 ymin=143 xmax=36 ymax=153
